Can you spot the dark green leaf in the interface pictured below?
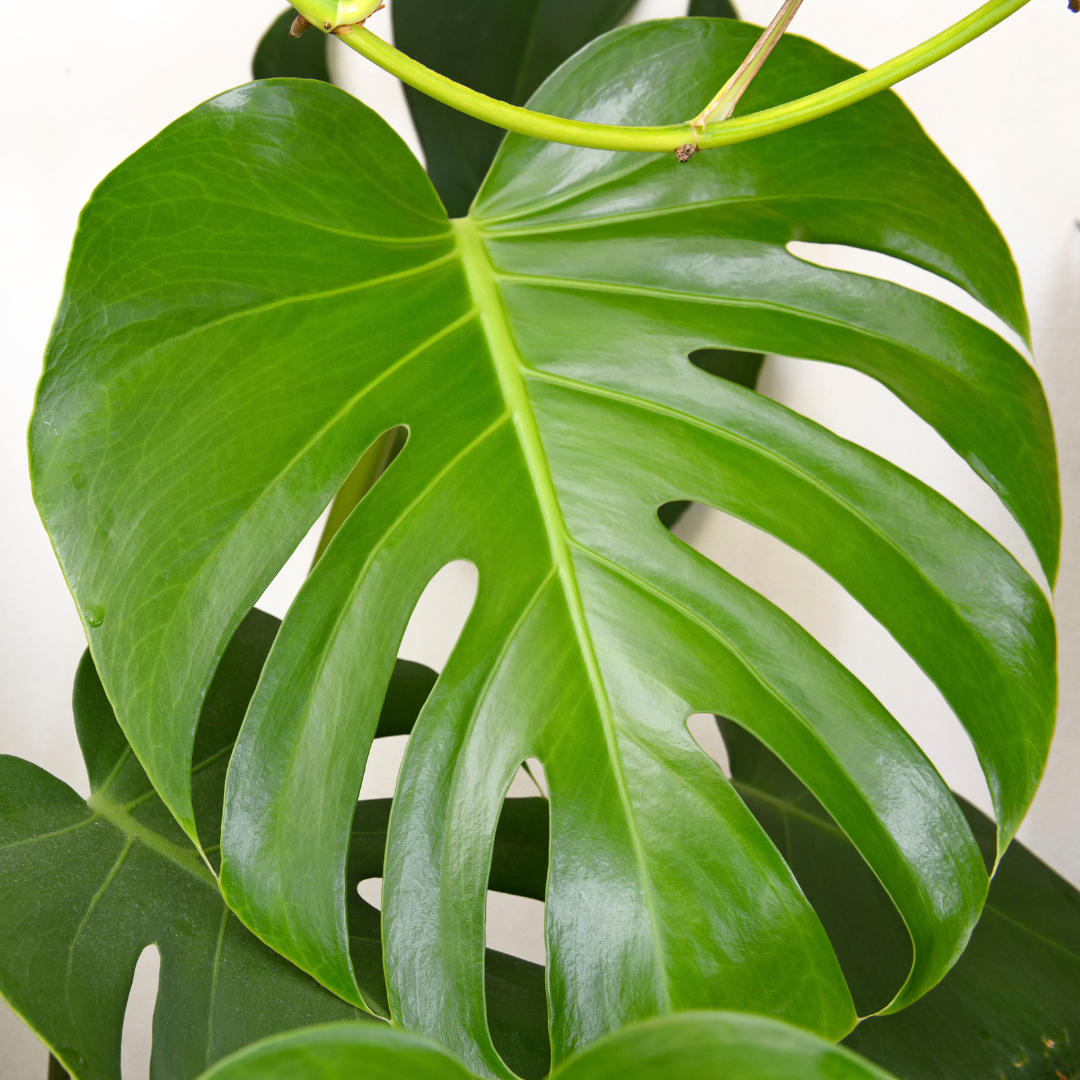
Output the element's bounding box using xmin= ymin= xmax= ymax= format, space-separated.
xmin=719 ymin=717 xmax=1080 ymax=1079
xmin=253 ymin=9 xmax=331 ymax=82
xmin=0 ymin=611 xmax=373 ymax=1080
xmin=392 ymin=0 xmax=635 ymax=215
xmin=844 ymin=803 xmax=1080 ymax=1079
xmin=31 ymin=19 xmax=1057 ymax=1077
xmin=689 ymin=0 xmax=739 ymax=16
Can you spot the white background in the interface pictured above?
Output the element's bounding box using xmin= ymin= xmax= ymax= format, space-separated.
xmin=1 ymin=0 xmax=1077 ymax=1074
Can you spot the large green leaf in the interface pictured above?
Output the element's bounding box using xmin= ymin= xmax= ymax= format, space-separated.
xmin=392 ymin=0 xmax=635 ymax=215
xmin=193 ymin=1013 xmax=896 ymax=1080
xmin=30 ymin=16 xmax=1057 ymax=1078
xmin=0 ymin=612 xmax=370 ymax=1080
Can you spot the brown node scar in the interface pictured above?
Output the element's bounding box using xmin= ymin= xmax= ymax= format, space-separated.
xmin=289 ymin=13 xmax=310 ymax=36
xmin=674 ymin=143 xmax=698 ymax=163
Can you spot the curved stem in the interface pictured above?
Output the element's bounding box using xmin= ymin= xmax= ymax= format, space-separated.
xmin=324 ymin=0 xmax=1029 ymax=153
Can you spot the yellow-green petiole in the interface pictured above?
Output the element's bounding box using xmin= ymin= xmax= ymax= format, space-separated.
xmin=293 ymin=0 xmax=1032 ymax=155
xmin=689 ymin=0 xmax=806 ymax=143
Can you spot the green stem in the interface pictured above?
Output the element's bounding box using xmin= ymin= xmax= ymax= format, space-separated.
xmin=325 ymin=0 xmax=1029 ymax=153
xmin=694 ymin=0 xmax=806 ymax=128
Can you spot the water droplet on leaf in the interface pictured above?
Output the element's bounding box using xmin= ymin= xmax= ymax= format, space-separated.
xmin=84 ymin=604 xmax=105 ymax=628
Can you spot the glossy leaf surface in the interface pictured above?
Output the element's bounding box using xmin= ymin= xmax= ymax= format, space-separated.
xmin=31 ymin=17 xmax=1057 ymax=1079
xmin=253 ymin=9 xmax=331 ymax=82
xmin=194 ymin=1013 xmax=896 ymax=1080
xmin=392 ymin=0 xmax=634 ymax=214
xmin=0 ymin=612 xmax=370 ymax=1080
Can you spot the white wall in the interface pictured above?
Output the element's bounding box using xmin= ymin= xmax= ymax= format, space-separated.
xmin=1 ymin=0 xmax=1077 ymax=1074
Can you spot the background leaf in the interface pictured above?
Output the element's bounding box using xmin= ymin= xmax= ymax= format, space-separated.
xmin=391 ymin=0 xmax=636 ymax=215
xmin=253 ymin=9 xmax=331 ymax=82
xmin=0 ymin=611 xmax=371 ymax=1080
xmin=688 ymin=0 xmax=738 ymax=15
xmin=717 ymin=717 xmax=1080 ymax=1079
xmin=844 ymin=797 xmax=1080 ymax=1078
xmin=0 ymin=607 xmax=550 ymax=1080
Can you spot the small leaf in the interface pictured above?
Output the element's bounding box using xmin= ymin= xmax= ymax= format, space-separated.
xmin=253 ymin=8 xmax=331 ymax=82
xmin=689 ymin=0 xmax=739 ymax=16
xmin=392 ymin=0 xmax=636 ymax=215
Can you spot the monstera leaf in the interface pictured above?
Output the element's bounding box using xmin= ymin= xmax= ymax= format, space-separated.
xmin=30 ymin=16 xmax=1057 ymax=1080
xmin=0 ymin=612 xmax=370 ymax=1080
xmin=193 ymin=1013 xmax=896 ymax=1080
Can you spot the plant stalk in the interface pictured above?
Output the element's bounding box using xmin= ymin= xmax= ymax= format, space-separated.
xmin=320 ymin=0 xmax=1030 ymax=153
xmin=691 ymin=0 xmax=806 ymax=132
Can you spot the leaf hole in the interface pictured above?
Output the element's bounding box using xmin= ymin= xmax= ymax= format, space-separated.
xmin=686 ymin=713 xmax=731 ymax=776
xmin=751 ymin=352 xmax=1047 ymax=594
xmin=717 ymin=718 xmax=912 ymax=1016
xmin=120 ymin=944 xmax=159 ymax=1080
xmin=687 ymin=347 xmax=765 ymax=389
xmin=485 ymin=892 xmax=546 ymax=966
xmin=356 ymin=877 xmax=383 ymax=909
xmin=398 ymin=560 xmax=480 ymax=673
xmin=255 ymin=426 xmax=409 ymax=619
xmin=355 ymin=561 xmax=478 ymax=804
xmin=485 ymin=783 xmax=550 ymax=1080
xmin=506 ymin=757 xmax=549 ymax=798
xmin=786 ymin=242 xmax=1029 ymax=358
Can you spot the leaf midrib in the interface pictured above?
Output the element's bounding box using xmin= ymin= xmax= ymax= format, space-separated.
xmin=452 ymin=216 xmax=672 ymax=1007
xmin=87 ymin=790 xmax=218 ymax=889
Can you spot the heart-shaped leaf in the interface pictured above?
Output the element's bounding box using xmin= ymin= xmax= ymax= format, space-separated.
xmin=192 ymin=1012 xmax=897 ymax=1080
xmin=30 ymin=17 xmax=1057 ymax=1078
